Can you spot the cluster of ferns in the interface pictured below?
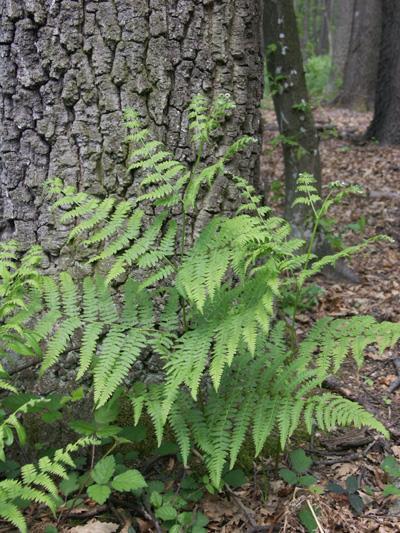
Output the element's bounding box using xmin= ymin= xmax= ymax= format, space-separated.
xmin=1 ymin=94 xmax=399 ymax=530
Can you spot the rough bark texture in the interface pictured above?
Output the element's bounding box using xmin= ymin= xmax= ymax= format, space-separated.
xmin=0 ymin=0 xmax=263 ymax=399
xmin=334 ymin=0 xmax=381 ymax=111
xmin=264 ymin=0 xmax=321 ymax=232
xmin=0 ymin=0 xmax=264 ymax=264
xmin=366 ymin=0 xmax=400 ymax=144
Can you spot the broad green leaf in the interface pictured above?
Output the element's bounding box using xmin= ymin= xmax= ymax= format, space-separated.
xmin=382 ymin=456 xmax=400 ymax=477
xmin=150 ymin=491 xmax=163 ymax=508
xmin=290 ymin=448 xmax=312 ymax=474
xmin=59 ymin=473 xmax=79 ymax=497
xmin=346 ymin=475 xmax=359 ymax=494
xmin=91 ymin=455 xmax=116 ymax=485
xmin=223 ymin=468 xmax=247 ymax=488
xmin=279 ymin=468 xmax=297 ymax=485
xmin=155 ymin=504 xmax=178 ymax=521
xmin=87 ymin=484 xmax=111 ymax=504
xmin=111 ymin=469 xmax=147 ymax=491
xmin=348 ymin=493 xmax=364 ymax=515
xmin=383 ymin=484 xmax=400 ymax=497
xmin=298 ymin=475 xmax=317 ymax=488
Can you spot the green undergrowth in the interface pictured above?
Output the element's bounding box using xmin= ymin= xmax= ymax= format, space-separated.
xmin=0 ymin=94 xmax=399 ymax=532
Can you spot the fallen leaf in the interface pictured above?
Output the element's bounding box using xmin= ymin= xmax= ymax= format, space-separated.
xmin=391 ymin=446 xmax=400 ymax=459
xmin=68 ymin=519 xmax=119 ymax=533
xmin=332 ymin=462 xmax=358 ymax=478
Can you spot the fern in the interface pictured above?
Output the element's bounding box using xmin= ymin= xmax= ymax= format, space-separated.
xmin=2 ymin=94 xmax=396 ymax=496
xmin=0 ymin=437 xmax=97 ymax=533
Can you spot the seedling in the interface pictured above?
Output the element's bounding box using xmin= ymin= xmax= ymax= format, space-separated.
xmin=326 ymin=475 xmax=364 ymax=514
xmin=381 ymin=456 xmax=400 ymax=497
xmin=279 ymin=449 xmax=317 ymax=488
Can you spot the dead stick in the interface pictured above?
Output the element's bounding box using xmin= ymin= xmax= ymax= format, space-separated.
xmin=225 ymin=484 xmax=257 ymax=528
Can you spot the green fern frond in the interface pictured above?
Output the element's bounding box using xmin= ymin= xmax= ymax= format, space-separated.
xmin=0 ymin=502 xmax=26 ymax=533
xmin=169 ymin=401 xmax=191 ymax=466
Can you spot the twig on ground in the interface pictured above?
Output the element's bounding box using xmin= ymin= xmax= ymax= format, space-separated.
xmin=315 ymin=452 xmax=361 ymax=466
xmin=225 ymin=484 xmax=258 ymax=529
xmin=141 ymin=504 xmax=163 ymax=533
xmin=306 ymin=500 xmax=325 ymax=533
xmin=60 ymin=504 xmax=109 ymax=520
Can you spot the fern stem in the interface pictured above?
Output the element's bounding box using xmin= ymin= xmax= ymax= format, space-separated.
xmin=289 ymin=190 xmax=326 ymax=348
xmin=179 ymin=140 xmax=205 ymax=331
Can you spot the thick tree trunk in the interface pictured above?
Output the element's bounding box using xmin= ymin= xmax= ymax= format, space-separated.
xmin=334 ymin=0 xmax=381 ymax=111
xmin=366 ymin=1 xmax=400 ymax=144
xmin=0 ymin=0 xmax=264 ymax=258
xmin=264 ymin=0 xmax=321 ymax=234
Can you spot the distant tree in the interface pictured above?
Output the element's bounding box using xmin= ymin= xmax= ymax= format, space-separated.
xmin=295 ymin=0 xmax=332 ymax=57
xmin=264 ymin=0 xmax=321 ymax=234
xmin=367 ymin=0 xmax=400 ymax=143
xmin=333 ymin=0 xmax=381 ymax=111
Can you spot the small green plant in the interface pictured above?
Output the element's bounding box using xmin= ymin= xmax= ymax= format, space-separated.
xmin=270 ymin=178 xmax=285 ymax=203
xmin=292 ymin=99 xmax=312 ymax=114
xmin=87 ymin=455 xmax=147 ymax=504
xmin=347 ymin=215 xmax=367 ymax=235
xmin=279 ymin=448 xmax=316 ymax=488
xmin=381 ymin=456 xmax=400 ymax=497
xmin=326 ymin=475 xmax=364 ymax=514
xmin=146 ymin=480 xmax=208 ymax=532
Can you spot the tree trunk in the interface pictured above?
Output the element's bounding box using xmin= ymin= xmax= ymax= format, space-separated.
xmin=328 ymin=0 xmax=354 ymax=96
xmin=334 ymin=0 xmax=381 ymax=111
xmin=366 ymin=0 xmax=400 ymax=144
xmin=0 ymin=0 xmax=264 ymax=258
xmin=318 ymin=0 xmax=331 ymax=56
xmin=264 ymin=0 xmax=321 ymax=234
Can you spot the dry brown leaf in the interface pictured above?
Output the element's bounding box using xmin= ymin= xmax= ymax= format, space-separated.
xmin=332 ymin=462 xmax=359 ymax=478
xmin=68 ymin=519 xmax=119 ymax=533
xmin=391 ymin=446 xmax=400 ymax=460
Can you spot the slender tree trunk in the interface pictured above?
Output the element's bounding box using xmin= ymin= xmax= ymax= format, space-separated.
xmin=334 ymin=0 xmax=381 ymax=111
xmin=318 ymin=0 xmax=331 ymax=55
xmin=328 ymin=0 xmax=354 ymax=96
xmin=0 ymin=0 xmax=264 ymax=258
xmin=264 ymin=0 xmax=321 ymax=234
xmin=366 ymin=1 xmax=400 ymax=144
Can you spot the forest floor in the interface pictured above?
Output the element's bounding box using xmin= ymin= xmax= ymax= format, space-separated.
xmin=19 ymin=108 xmax=400 ymax=533
xmin=196 ymin=107 xmax=400 ymax=532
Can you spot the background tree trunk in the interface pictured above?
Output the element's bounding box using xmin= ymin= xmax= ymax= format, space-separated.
xmin=0 ymin=0 xmax=264 ymax=260
xmin=366 ymin=0 xmax=400 ymax=144
xmin=334 ymin=0 xmax=381 ymax=111
xmin=264 ymin=0 xmax=321 ymax=234
xmin=328 ymin=0 xmax=354 ymax=96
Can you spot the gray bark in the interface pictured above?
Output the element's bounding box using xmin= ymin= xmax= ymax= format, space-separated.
xmin=0 ymin=0 xmax=264 ymax=263
xmin=366 ymin=0 xmax=400 ymax=144
xmin=264 ymin=0 xmax=321 ymax=233
xmin=334 ymin=0 xmax=381 ymax=111
xmin=328 ymin=0 xmax=354 ymax=96
xmin=0 ymin=0 xmax=264 ymax=404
